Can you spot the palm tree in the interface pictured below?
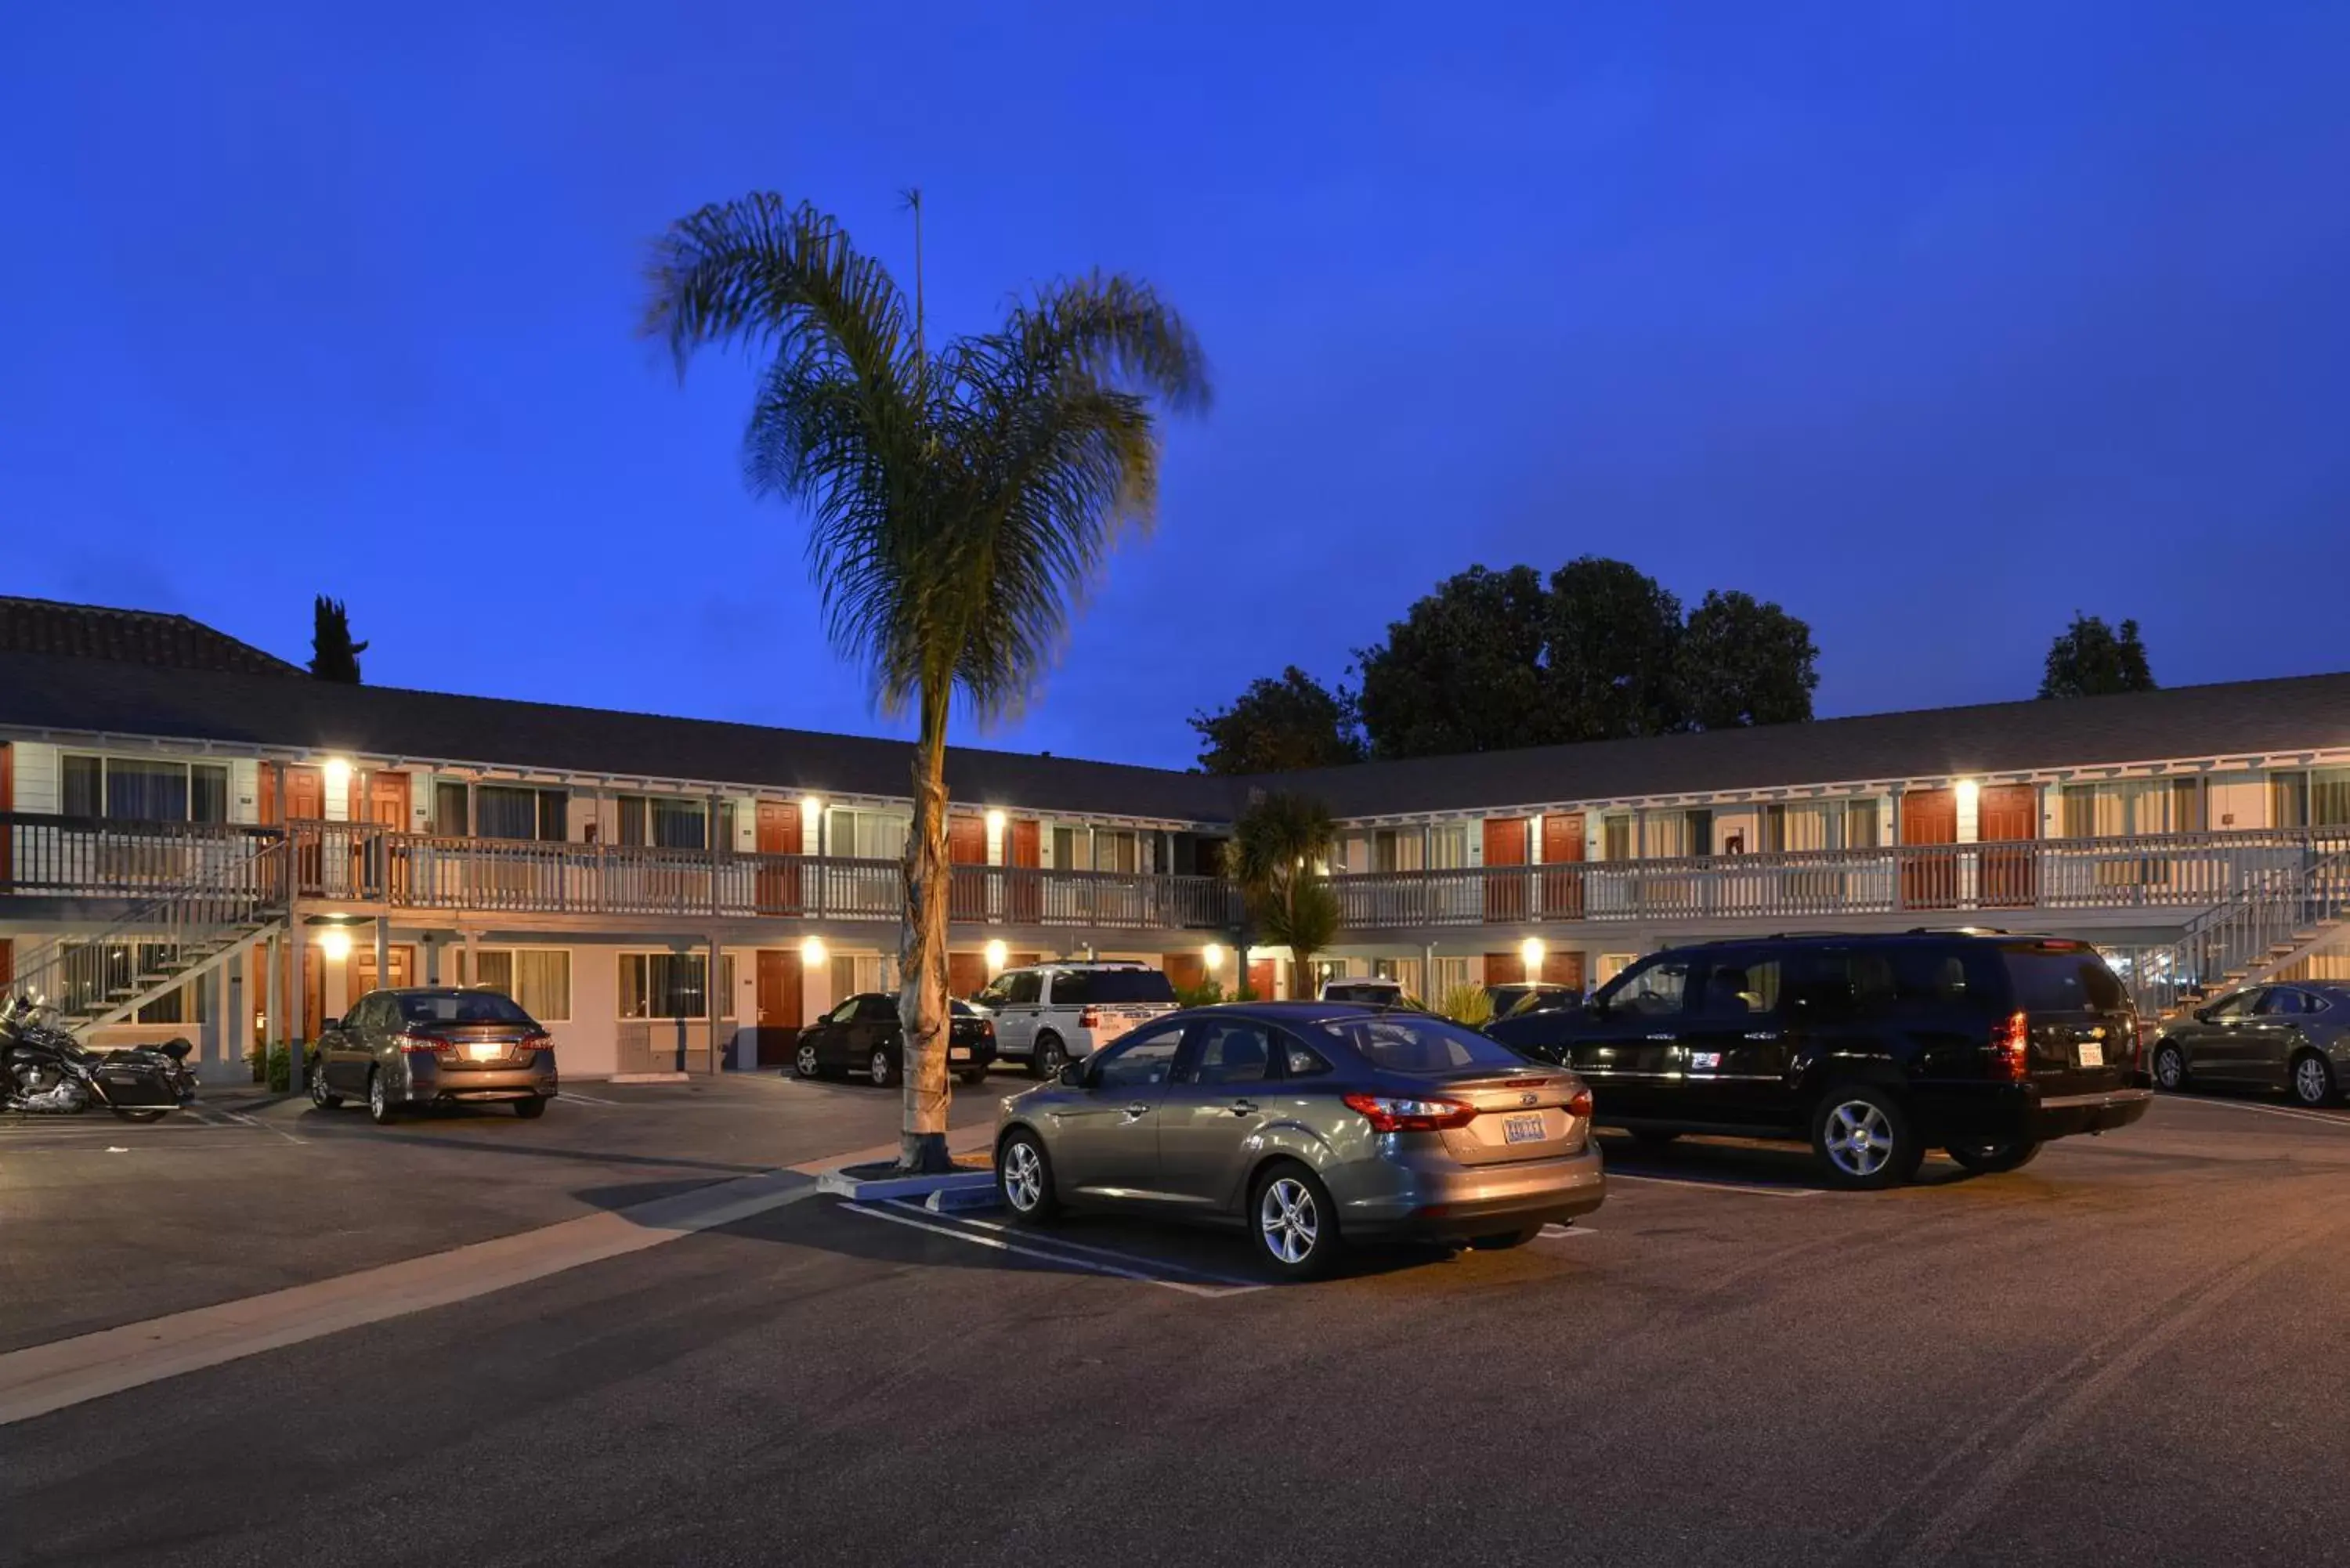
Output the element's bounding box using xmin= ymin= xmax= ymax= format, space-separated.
xmin=1229 ymin=791 xmax=1339 ymax=998
xmin=643 ymin=193 xmax=1208 ymax=1172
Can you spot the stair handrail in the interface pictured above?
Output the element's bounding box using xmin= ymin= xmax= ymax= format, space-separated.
xmin=2131 ymin=830 xmax=2350 ymax=1018
xmin=6 ymin=836 xmax=290 ymax=1017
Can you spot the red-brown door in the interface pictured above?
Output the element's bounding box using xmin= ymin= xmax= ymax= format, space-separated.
xmin=1543 ymin=950 xmax=1586 ymax=992
xmin=353 ymin=944 xmax=415 ymax=995
xmin=1900 ymin=789 xmax=1958 ymax=909
xmin=948 ymin=814 xmax=987 ymax=922
xmin=755 ymin=800 xmax=803 ymax=915
xmin=1248 ymin=958 xmax=1278 ymax=1002
xmin=1163 ymin=952 xmax=1206 ymax=995
xmin=948 ymin=950 xmax=989 ymax=1001
xmin=284 ymin=765 xmax=325 ymax=892
xmin=1977 ymin=785 xmax=2039 ymax=908
xmin=754 ymin=948 xmax=804 ymax=1065
xmin=1541 ymin=812 xmax=1585 ymax=918
xmin=364 ymin=772 xmax=410 ymax=901
xmin=1008 ymin=818 xmax=1042 ymax=923
xmin=1484 ymin=952 xmax=1525 ymax=986
xmin=1484 ymin=818 xmax=1531 ymax=923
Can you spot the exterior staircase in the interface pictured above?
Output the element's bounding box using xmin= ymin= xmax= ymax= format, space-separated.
xmin=6 ymin=840 xmax=288 ymax=1034
xmin=2128 ymin=842 xmax=2350 ymax=1024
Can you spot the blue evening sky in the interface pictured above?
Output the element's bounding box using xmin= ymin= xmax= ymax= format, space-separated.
xmin=5 ymin=2 xmax=2345 ymax=768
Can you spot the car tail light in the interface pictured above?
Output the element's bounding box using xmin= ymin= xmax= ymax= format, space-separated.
xmin=1990 ymin=1010 xmax=2029 ymax=1081
xmin=1567 ymin=1087 xmax=1594 ymax=1119
xmin=518 ymin=1030 xmax=551 ymax=1055
xmin=1078 ymin=1009 xmax=1100 ymax=1029
xmin=399 ymin=1030 xmax=457 ymax=1060
xmin=1341 ymin=1092 xmax=1477 ymax=1133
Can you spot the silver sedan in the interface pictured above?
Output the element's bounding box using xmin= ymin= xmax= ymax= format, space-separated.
xmin=993 ymin=1001 xmax=1605 ymax=1277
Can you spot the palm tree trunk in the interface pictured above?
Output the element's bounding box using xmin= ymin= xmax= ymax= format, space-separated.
xmin=896 ymin=678 xmax=954 ymax=1173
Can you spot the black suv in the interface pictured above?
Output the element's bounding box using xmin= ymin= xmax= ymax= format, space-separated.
xmin=1487 ymin=933 xmax=2153 ymax=1187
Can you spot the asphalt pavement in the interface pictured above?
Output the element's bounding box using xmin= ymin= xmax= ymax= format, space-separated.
xmin=6 ymin=1088 xmax=2350 ymax=1567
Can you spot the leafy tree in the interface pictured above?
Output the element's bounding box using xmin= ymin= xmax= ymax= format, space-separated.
xmin=1546 ymin=556 xmax=1686 ymax=740
xmin=1676 ymin=589 xmax=1819 ymax=728
xmin=1227 ymin=791 xmax=1338 ymax=998
xmin=1191 ymin=666 xmax=1363 ymax=774
xmin=1354 ymin=565 xmax=1550 ymax=758
xmin=645 ymin=193 xmax=1207 ymax=1170
xmin=2040 ymin=614 xmax=2157 ymax=699
xmin=308 ymin=595 xmax=368 ymax=684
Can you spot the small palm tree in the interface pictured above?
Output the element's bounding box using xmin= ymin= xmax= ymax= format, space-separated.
xmin=644 ymin=193 xmax=1208 ymax=1171
xmin=1230 ymin=791 xmax=1339 ymax=998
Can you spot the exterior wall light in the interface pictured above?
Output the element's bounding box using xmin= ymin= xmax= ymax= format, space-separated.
xmin=316 ymin=927 xmax=353 ymax=962
xmin=800 ymin=935 xmax=827 ymax=967
xmin=1520 ymin=936 xmax=1546 ymax=976
xmin=985 ymin=809 xmax=1007 ymax=833
xmin=1203 ymin=943 xmax=1225 ymax=971
xmin=323 ymin=757 xmax=354 ymax=795
xmin=984 ymin=938 xmax=1008 ymax=971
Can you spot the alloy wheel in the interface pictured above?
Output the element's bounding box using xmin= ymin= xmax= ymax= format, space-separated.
xmin=1001 ymin=1140 xmax=1044 ymax=1213
xmin=870 ymin=1050 xmax=891 ymax=1086
xmin=2154 ymin=1046 xmax=2184 ymax=1090
xmin=1259 ymin=1176 xmax=1320 ymax=1266
xmin=795 ymin=1042 xmax=819 ymax=1078
xmin=309 ymin=1070 xmax=331 ymax=1107
xmin=368 ymin=1073 xmax=386 ymax=1118
xmin=1824 ymin=1099 xmax=1893 ymax=1179
xmin=2294 ymin=1055 xmax=2333 ymax=1107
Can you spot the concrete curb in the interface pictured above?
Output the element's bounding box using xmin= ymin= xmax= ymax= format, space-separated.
xmin=608 ymin=1071 xmax=692 ymax=1085
xmin=923 ymin=1184 xmax=1004 ymax=1214
xmin=816 ymin=1165 xmax=997 ymax=1203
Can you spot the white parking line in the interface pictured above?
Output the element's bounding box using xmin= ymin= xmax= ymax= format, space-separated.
xmin=900 ymin=1204 xmax=1267 ymax=1289
xmin=838 ymin=1203 xmax=1263 ymax=1298
xmin=1605 ymin=1172 xmax=1819 ymax=1198
xmin=2167 ymin=1096 xmax=2350 ymax=1131
xmin=559 ymin=1091 xmax=621 ymax=1106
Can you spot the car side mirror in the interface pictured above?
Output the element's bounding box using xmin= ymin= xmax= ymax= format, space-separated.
xmin=2193 ymin=1006 xmax=2215 ymax=1023
xmin=321 ymin=1017 xmax=341 ymax=1032
xmin=1057 ymin=1061 xmax=1086 ymax=1087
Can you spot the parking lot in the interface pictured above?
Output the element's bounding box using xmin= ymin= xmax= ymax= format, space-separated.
xmin=8 ymin=1078 xmax=2350 ymax=1566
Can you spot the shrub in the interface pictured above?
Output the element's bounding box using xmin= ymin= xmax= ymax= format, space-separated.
xmin=1437 ymin=985 xmax=1495 ymax=1028
xmin=247 ymin=1041 xmax=296 ymax=1093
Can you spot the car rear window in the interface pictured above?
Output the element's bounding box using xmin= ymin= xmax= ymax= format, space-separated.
xmin=1323 ymin=981 xmax=1401 ymax=1003
xmin=1316 ymin=1014 xmax=1531 ymax=1075
xmin=1051 ymin=969 xmax=1176 ymax=1006
xmin=398 ymin=991 xmax=535 ymax=1025
xmin=2001 ymin=943 xmax=2128 ymax=1013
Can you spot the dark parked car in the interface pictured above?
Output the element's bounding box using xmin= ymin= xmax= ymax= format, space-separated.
xmin=2152 ymin=983 xmax=2349 ymax=1107
xmin=791 ymin=993 xmax=996 ymax=1086
xmin=995 ymin=1001 xmax=1604 ymax=1277
xmin=1488 ymin=981 xmax=1582 ymax=1018
xmin=309 ymin=987 xmax=558 ymax=1125
xmin=1486 ymin=933 xmax=2152 ymax=1187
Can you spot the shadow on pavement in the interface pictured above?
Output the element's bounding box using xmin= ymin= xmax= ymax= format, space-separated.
xmin=1593 ymin=1129 xmax=1974 ymax=1190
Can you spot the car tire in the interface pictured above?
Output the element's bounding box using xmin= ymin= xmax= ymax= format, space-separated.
xmin=1032 ymin=1034 xmax=1068 ymax=1080
xmin=1809 ymin=1085 xmax=1923 ymax=1190
xmin=869 ymin=1049 xmax=899 ymax=1088
xmin=110 ymin=1107 xmax=169 ymax=1123
xmin=1468 ymin=1226 xmax=1543 ymax=1251
xmin=309 ymin=1068 xmax=344 ymax=1111
xmin=997 ymin=1129 xmax=1059 ymax=1221
xmin=958 ymin=1068 xmax=989 ymax=1087
xmin=2153 ymin=1041 xmax=2189 ymax=1092
xmin=1250 ymin=1161 xmax=1342 ymax=1281
xmin=2290 ymin=1050 xmax=2337 ymax=1107
xmin=367 ymin=1068 xmax=400 ymax=1126
xmin=514 ymin=1097 xmax=548 ymax=1119
xmin=794 ymin=1042 xmax=822 ymax=1080
xmin=1944 ymin=1138 xmax=2043 ymax=1175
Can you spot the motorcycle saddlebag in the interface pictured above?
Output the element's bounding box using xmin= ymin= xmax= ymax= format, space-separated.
xmin=93 ymin=1062 xmax=184 ymax=1107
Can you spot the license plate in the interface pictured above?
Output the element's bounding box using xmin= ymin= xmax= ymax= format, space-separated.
xmin=467 ymin=1042 xmax=504 ymax=1061
xmin=949 ymin=1047 xmax=971 ymax=1061
xmin=2077 ymin=1039 xmax=2104 ymax=1068
xmin=1502 ymin=1113 xmax=1547 ymax=1145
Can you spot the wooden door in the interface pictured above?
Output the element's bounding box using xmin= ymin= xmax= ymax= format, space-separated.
xmin=364 ymin=773 xmax=410 ymax=901
xmin=1541 ymin=812 xmax=1585 ymax=919
xmin=755 ymin=800 xmax=803 ymax=915
xmin=1976 ymin=785 xmax=2038 ymax=908
xmin=1483 ymin=818 xmax=1531 ymax=923
xmin=754 ymin=948 xmax=803 ymax=1065
xmin=353 ymin=945 xmax=415 ymax=995
xmin=1543 ymin=950 xmax=1587 ymax=992
xmin=283 ymin=766 xmax=325 ymax=892
xmin=948 ymin=814 xmax=987 ymax=922
xmin=1163 ymin=952 xmax=1206 ymax=995
xmin=1485 ymin=951 xmax=1525 ymax=986
xmin=1900 ymin=789 xmax=1958 ymax=909
xmin=948 ymin=950 xmax=989 ymax=1001
xmin=1008 ymin=818 xmax=1042 ymax=923
xmin=1248 ymin=958 xmax=1278 ymax=1002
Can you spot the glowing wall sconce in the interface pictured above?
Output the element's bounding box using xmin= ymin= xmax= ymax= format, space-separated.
xmin=799 ymin=935 xmax=828 ymax=967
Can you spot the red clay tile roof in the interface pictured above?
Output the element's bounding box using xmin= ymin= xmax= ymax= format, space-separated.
xmin=0 ymin=596 xmax=300 ymax=677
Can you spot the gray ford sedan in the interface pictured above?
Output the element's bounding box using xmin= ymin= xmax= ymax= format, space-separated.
xmin=993 ymin=1001 xmax=1604 ymax=1277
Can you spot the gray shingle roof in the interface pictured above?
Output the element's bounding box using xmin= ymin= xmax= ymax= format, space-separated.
xmin=6 ymin=616 xmax=2349 ymax=826
xmin=1274 ymin=673 xmax=2350 ymax=818
xmin=0 ymin=597 xmax=302 ymax=677
xmin=0 ymin=651 xmax=1242 ymax=824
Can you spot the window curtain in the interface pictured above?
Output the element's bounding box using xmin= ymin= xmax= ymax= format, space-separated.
xmin=475 ymin=786 xmax=540 ymax=841
xmin=63 ymin=756 xmax=102 ymax=818
xmin=2063 ymin=782 xmax=2171 ymax=839
xmin=435 ymin=781 xmax=472 ymax=836
xmin=651 ymin=799 xmax=707 ymax=850
xmin=1430 ymin=825 xmax=1470 ymax=869
xmin=106 ymin=761 xmax=188 ymax=822
xmin=1640 ymin=811 xmax=1689 ymax=860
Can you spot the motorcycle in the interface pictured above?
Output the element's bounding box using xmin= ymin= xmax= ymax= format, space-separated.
xmin=2 ymin=991 xmax=200 ymax=1122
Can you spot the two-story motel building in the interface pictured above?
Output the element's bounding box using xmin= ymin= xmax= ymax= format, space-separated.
xmin=7 ymin=595 xmax=2350 ymax=1083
